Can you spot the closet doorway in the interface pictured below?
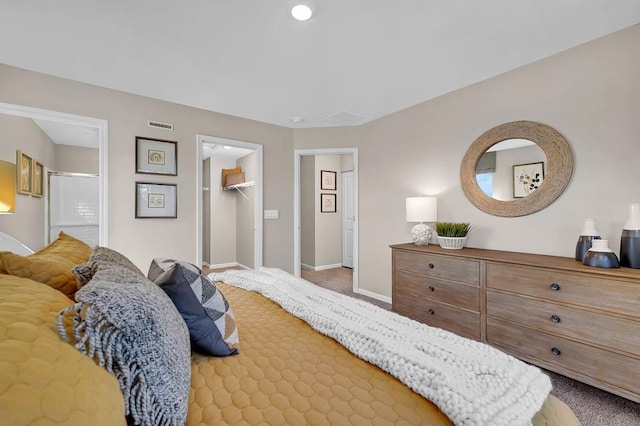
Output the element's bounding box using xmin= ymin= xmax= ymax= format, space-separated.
xmin=196 ymin=135 xmax=263 ymax=271
xmin=294 ymin=148 xmax=359 ymax=294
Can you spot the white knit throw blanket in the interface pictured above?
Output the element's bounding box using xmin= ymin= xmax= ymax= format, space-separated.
xmin=210 ymin=268 xmax=552 ymax=426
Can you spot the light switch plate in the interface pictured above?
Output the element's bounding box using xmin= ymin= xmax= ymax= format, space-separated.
xmin=264 ymin=209 xmax=279 ymax=219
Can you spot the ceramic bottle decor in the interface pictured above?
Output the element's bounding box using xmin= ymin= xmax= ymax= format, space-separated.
xmin=620 ymin=203 xmax=640 ymax=269
xmin=582 ymin=239 xmax=620 ymax=269
xmin=575 ymin=219 xmax=601 ymax=261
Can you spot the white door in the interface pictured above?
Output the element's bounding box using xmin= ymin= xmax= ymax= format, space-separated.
xmin=342 ymin=171 xmax=354 ymax=268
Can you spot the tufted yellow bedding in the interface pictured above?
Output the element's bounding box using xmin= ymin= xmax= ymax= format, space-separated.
xmin=0 ymin=273 xmax=579 ymax=425
xmin=188 ymin=282 xmax=580 ymax=426
xmin=0 ymin=274 xmax=125 ymax=425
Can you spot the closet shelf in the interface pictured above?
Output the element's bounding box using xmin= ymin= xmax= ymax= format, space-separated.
xmin=222 ymin=181 xmax=255 ymax=191
xmin=222 ymin=181 xmax=255 ymax=200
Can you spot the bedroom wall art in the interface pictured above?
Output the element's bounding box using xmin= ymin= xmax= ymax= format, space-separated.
xmin=16 ymin=150 xmax=32 ymax=195
xmin=320 ymin=193 xmax=336 ymax=213
xmin=135 ymin=137 xmax=178 ymax=176
xmin=320 ymin=169 xmax=336 ymax=190
xmin=135 ymin=182 xmax=177 ymax=218
xmin=32 ymin=160 xmax=44 ymax=198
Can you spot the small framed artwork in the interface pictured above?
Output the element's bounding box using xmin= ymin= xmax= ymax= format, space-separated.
xmin=135 ymin=137 xmax=178 ymax=176
xmin=513 ymin=162 xmax=544 ymax=198
xmin=16 ymin=150 xmax=33 ymax=195
xmin=320 ymin=170 xmax=337 ymax=190
xmin=32 ymin=161 xmax=44 ymax=197
xmin=135 ymin=182 xmax=177 ymax=218
xmin=320 ymin=193 xmax=337 ymax=213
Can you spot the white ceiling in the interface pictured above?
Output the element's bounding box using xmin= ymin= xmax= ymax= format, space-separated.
xmin=33 ymin=119 xmax=99 ymax=148
xmin=1 ymin=1 xmax=640 ymax=128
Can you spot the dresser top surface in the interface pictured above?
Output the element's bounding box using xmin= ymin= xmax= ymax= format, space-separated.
xmin=390 ymin=243 xmax=640 ymax=280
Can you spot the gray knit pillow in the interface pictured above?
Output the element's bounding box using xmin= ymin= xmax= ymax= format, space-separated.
xmin=73 ymin=246 xmax=145 ymax=288
xmin=57 ymin=264 xmax=191 ymax=426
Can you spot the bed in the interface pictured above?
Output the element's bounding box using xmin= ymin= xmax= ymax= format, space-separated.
xmin=0 ymin=233 xmax=580 ymax=425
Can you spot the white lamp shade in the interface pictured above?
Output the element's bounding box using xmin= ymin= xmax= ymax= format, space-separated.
xmin=406 ymin=197 xmax=437 ymax=222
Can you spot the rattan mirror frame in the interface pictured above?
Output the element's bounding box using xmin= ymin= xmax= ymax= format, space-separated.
xmin=460 ymin=121 xmax=573 ymax=217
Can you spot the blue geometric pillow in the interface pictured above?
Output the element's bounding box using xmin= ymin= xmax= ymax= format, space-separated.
xmin=148 ymin=258 xmax=239 ymax=356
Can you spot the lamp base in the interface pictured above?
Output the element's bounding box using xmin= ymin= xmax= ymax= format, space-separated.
xmin=411 ymin=223 xmax=432 ymax=246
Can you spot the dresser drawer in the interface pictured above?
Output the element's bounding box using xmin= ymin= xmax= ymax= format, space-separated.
xmin=394 ymin=292 xmax=480 ymax=340
xmin=487 ymin=318 xmax=640 ymax=396
xmin=393 ymin=250 xmax=480 ymax=285
xmin=394 ymin=270 xmax=480 ymax=311
xmin=486 ymin=262 xmax=640 ymax=316
xmin=487 ymin=290 xmax=640 ymax=355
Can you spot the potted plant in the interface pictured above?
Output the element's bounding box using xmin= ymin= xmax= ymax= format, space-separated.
xmin=434 ymin=222 xmax=472 ymax=249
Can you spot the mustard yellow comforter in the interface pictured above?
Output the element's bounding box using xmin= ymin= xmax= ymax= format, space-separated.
xmin=0 ymin=274 xmax=579 ymax=425
xmin=0 ymin=274 xmax=125 ymax=425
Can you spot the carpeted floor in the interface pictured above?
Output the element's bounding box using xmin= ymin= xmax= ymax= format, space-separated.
xmin=302 ymin=266 xmax=640 ymax=426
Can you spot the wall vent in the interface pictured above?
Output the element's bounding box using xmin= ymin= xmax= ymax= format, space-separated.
xmin=148 ymin=120 xmax=174 ymax=131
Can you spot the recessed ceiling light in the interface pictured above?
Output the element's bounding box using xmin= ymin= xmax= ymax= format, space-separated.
xmin=291 ymin=116 xmax=304 ymax=124
xmin=223 ymin=146 xmax=232 ymax=150
xmin=291 ymin=4 xmax=312 ymax=21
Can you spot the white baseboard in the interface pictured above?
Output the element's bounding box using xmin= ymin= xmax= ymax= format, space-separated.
xmin=355 ymin=288 xmax=392 ymax=304
xmin=208 ymin=261 xmax=250 ymax=270
xmin=301 ymin=263 xmax=343 ymax=272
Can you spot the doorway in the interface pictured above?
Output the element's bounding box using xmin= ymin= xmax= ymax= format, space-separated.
xmin=0 ymin=102 xmax=108 ymax=248
xmin=196 ymin=135 xmax=263 ymax=271
xmin=294 ymin=148 xmax=359 ymax=293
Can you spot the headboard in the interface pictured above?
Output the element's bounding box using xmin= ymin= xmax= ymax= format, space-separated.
xmin=0 ymin=232 xmax=34 ymax=255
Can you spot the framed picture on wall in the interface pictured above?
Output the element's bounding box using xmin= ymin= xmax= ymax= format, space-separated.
xmin=32 ymin=161 xmax=44 ymax=197
xmin=135 ymin=182 xmax=177 ymax=218
xmin=320 ymin=170 xmax=337 ymax=190
xmin=135 ymin=137 xmax=178 ymax=176
xmin=320 ymin=193 xmax=336 ymax=213
xmin=16 ymin=150 xmax=33 ymax=195
xmin=513 ymin=162 xmax=544 ymax=198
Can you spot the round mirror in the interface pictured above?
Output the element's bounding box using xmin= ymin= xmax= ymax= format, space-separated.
xmin=460 ymin=121 xmax=573 ymax=217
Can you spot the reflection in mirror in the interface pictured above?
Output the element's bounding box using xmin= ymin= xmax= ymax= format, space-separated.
xmin=475 ymin=139 xmax=546 ymax=201
xmin=460 ymin=120 xmax=573 ymax=217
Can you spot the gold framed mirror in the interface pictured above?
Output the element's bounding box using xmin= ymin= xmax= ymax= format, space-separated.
xmin=460 ymin=121 xmax=573 ymax=217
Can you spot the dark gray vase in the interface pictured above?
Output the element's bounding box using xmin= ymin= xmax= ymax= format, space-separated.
xmin=575 ymin=235 xmax=601 ymax=261
xmin=620 ymin=229 xmax=640 ymax=269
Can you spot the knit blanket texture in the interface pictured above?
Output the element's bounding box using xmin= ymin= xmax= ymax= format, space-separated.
xmin=210 ymin=268 xmax=552 ymax=426
xmin=57 ymin=265 xmax=191 ymax=426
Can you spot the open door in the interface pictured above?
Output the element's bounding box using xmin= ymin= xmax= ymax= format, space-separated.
xmin=342 ymin=170 xmax=354 ymax=268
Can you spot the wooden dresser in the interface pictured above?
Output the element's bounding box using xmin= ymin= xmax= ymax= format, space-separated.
xmin=391 ymin=243 xmax=640 ymax=403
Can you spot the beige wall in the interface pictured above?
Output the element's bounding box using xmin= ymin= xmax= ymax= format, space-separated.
xmin=55 ymin=145 xmax=99 ymax=174
xmin=315 ymin=155 xmax=342 ymax=267
xmin=0 ymin=115 xmax=55 ymax=250
xmin=2 ymin=23 xmax=639 ymax=299
xmin=0 ymin=63 xmax=294 ymax=271
xmin=210 ymin=157 xmax=238 ymax=266
xmin=295 ymin=24 xmax=640 ymax=298
xmin=236 ymin=152 xmax=255 ymax=268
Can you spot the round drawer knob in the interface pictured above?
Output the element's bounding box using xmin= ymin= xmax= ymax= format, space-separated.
xmin=428 ymin=308 xmax=435 ymax=315
xmin=551 ymin=315 xmax=561 ymax=323
xmin=550 ymin=283 xmax=561 ymax=291
xmin=428 ymin=286 xmax=435 ymax=292
xmin=551 ymin=347 xmax=562 ymax=356
xmin=428 ymin=263 xmax=435 ymax=269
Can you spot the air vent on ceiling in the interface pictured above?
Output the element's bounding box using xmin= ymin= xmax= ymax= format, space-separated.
xmin=324 ymin=110 xmax=366 ymax=126
xmin=148 ymin=120 xmax=174 ymax=131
